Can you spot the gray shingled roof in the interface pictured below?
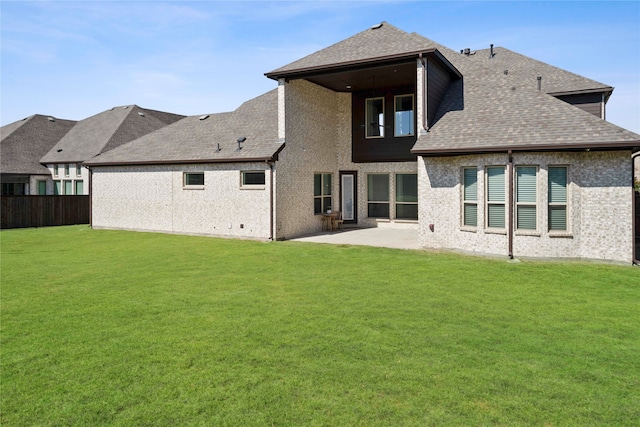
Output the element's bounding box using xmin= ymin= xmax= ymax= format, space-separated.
xmin=84 ymin=90 xmax=279 ymax=166
xmin=412 ymin=73 xmax=640 ymax=154
xmin=465 ymin=46 xmax=612 ymax=95
xmin=266 ymin=22 xmax=437 ymax=77
xmin=40 ymin=106 xmax=184 ymax=164
xmin=1 ymin=115 xmax=76 ymax=175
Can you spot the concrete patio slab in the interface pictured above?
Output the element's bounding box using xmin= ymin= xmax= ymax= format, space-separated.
xmin=290 ymin=227 xmax=421 ymax=250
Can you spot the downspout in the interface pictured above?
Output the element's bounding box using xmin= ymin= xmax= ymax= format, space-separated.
xmin=267 ymin=160 xmax=274 ymax=241
xmin=633 ymin=154 xmax=638 ymax=265
xmin=508 ymin=150 xmax=514 ymax=259
xmin=88 ymin=166 xmax=93 ymax=228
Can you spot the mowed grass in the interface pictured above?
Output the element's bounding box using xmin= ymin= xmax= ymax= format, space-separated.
xmin=1 ymin=226 xmax=639 ymax=426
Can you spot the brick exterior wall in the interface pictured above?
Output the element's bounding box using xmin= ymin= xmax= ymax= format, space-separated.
xmin=274 ymin=79 xmax=419 ymax=240
xmin=419 ymin=150 xmax=634 ymax=263
xmin=92 ymin=163 xmax=272 ymax=239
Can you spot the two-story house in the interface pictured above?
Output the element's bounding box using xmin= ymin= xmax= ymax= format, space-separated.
xmin=84 ymin=23 xmax=640 ymax=263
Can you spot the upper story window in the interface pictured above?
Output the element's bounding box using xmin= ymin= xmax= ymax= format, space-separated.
xmin=394 ymin=95 xmax=414 ymax=137
xmin=365 ymin=97 xmax=385 ymax=138
xmin=76 ymin=164 xmax=83 ymax=176
xmin=53 ymin=165 xmax=59 ymax=177
xmin=64 ymin=164 xmax=70 ymax=177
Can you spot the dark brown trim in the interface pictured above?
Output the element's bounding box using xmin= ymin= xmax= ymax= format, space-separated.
xmin=633 ymin=155 xmax=639 ymax=265
xmin=548 ymin=87 xmax=613 ymax=97
xmin=266 ymin=48 xmax=462 ymax=82
xmin=268 ymin=161 xmax=274 ymax=241
xmin=412 ymin=141 xmax=640 ymax=156
xmin=88 ymin=167 xmax=93 ymax=228
xmin=85 ymin=149 xmax=285 ymax=167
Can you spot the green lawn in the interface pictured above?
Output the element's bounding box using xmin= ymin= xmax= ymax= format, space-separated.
xmin=1 ymin=226 xmax=639 ymax=426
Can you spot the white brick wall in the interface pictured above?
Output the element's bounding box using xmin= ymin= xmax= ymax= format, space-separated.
xmin=92 ymin=163 xmax=272 ymax=239
xmin=419 ymin=151 xmax=634 ymax=263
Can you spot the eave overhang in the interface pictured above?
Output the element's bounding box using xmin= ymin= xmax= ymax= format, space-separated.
xmin=265 ymin=48 xmax=462 ymax=83
xmin=411 ymin=141 xmax=640 ymax=157
xmin=84 ymin=144 xmax=286 ymax=167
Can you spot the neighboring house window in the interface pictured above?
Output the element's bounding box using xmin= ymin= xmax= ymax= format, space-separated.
xmin=367 ymin=174 xmax=390 ymax=218
xmin=314 ymin=173 xmax=332 ymax=214
xmin=241 ymin=171 xmax=265 ymax=188
xmin=486 ymin=166 xmax=506 ymax=228
xmin=365 ymin=97 xmax=385 ymax=138
xmin=548 ymin=166 xmax=568 ymax=231
xmin=54 ymin=180 xmax=61 ymax=195
xmin=64 ymin=164 xmax=70 ymax=177
xmin=64 ymin=180 xmax=72 ymax=195
xmin=395 ymin=173 xmax=417 ymax=220
xmin=183 ymin=172 xmax=204 ymax=187
xmin=394 ymin=95 xmax=414 ymax=137
xmin=37 ymin=181 xmax=47 ymax=195
xmin=53 ymin=165 xmax=59 ymax=177
xmin=76 ymin=164 xmax=82 ymax=176
xmin=516 ymin=166 xmax=538 ymax=230
xmin=75 ymin=180 xmax=84 ymax=195
xmin=462 ymin=167 xmax=478 ymax=227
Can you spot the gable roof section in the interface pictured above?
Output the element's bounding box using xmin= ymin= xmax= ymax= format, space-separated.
xmin=266 ymin=22 xmax=459 ymax=80
xmin=1 ymin=115 xmax=77 ymax=175
xmin=411 ymin=73 xmax=640 ymax=155
xmin=84 ymin=90 xmax=280 ymax=166
xmin=467 ymin=46 xmax=612 ymax=96
xmin=40 ymin=106 xmax=184 ymax=164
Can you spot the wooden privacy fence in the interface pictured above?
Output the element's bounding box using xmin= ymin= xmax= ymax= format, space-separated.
xmin=1 ymin=196 xmax=90 ymax=229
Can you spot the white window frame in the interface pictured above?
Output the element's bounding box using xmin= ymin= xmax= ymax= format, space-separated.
xmin=183 ymin=172 xmax=204 ymax=189
xmin=485 ymin=166 xmax=506 ymax=230
xmin=394 ymin=94 xmax=414 ymax=137
xmin=64 ymin=164 xmax=70 ymax=177
xmin=462 ymin=167 xmax=478 ymax=228
xmin=240 ymin=171 xmax=266 ymax=189
xmin=74 ymin=180 xmax=84 ymax=195
xmin=76 ymin=164 xmax=83 ymax=177
xmin=53 ymin=165 xmax=59 ymax=177
xmin=365 ymin=97 xmax=385 ymax=139
xmin=548 ymin=165 xmax=569 ymax=233
xmin=515 ymin=166 xmax=538 ymax=231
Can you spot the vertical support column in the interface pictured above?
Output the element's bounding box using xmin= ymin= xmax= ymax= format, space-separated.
xmin=416 ymin=57 xmax=428 ymax=136
xmin=277 ymin=78 xmax=286 ymax=144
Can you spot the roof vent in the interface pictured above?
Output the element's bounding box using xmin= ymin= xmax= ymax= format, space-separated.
xmin=504 ymin=70 xmax=509 ymax=75
xmin=199 ymin=114 xmax=209 ymax=121
xmin=489 ymin=44 xmax=494 ymax=58
xmin=371 ymin=22 xmax=383 ymax=30
xmin=237 ymin=136 xmax=246 ymax=151
xmin=138 ymin=112 xmax=145 ymax=117
xmin=57 ymin=149 xmax=63 ymax=152
xmin=123 ymin=106 xmax=129 ymax=109
xmin=47 ymin=117 xmax=55 ymax=122
xmin=537 ymin=76 xmax=542 ymax=91
xmin=463 ymin=48 xmax=472 ymax=56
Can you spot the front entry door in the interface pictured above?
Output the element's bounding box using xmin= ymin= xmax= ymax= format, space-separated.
xmin=340 ymin=171 xmax=357 ymax=224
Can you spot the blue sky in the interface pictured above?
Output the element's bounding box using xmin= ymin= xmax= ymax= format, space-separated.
xmin=2 ymin=1 xmax=639 ymax=133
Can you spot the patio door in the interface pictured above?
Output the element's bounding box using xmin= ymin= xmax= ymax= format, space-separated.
xmin=340 ymin=171 xmax=357 ymax=223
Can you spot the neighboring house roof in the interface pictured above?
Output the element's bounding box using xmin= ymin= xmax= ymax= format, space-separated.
xmin=40 ymin=106 xmax=184 ymax=164
xmin=84 ymin=90 xmax=280 ymax=166
xmin=1 ymin=115 xmax=76 ymax=175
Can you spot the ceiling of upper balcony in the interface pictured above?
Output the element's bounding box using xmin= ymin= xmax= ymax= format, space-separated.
xmin=302 ymin=60 xmax=417 ymax=93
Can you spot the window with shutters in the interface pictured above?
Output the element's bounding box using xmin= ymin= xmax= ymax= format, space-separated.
xmin=486 ymin=166 xmax=506 ymax=229
xmin=462 ymin=168 xmax=478 ymax=227
xmin=516 ymin=166 xmax=537 ymax=230
xmin=548 ymin=166 xmax=568 ymax=231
